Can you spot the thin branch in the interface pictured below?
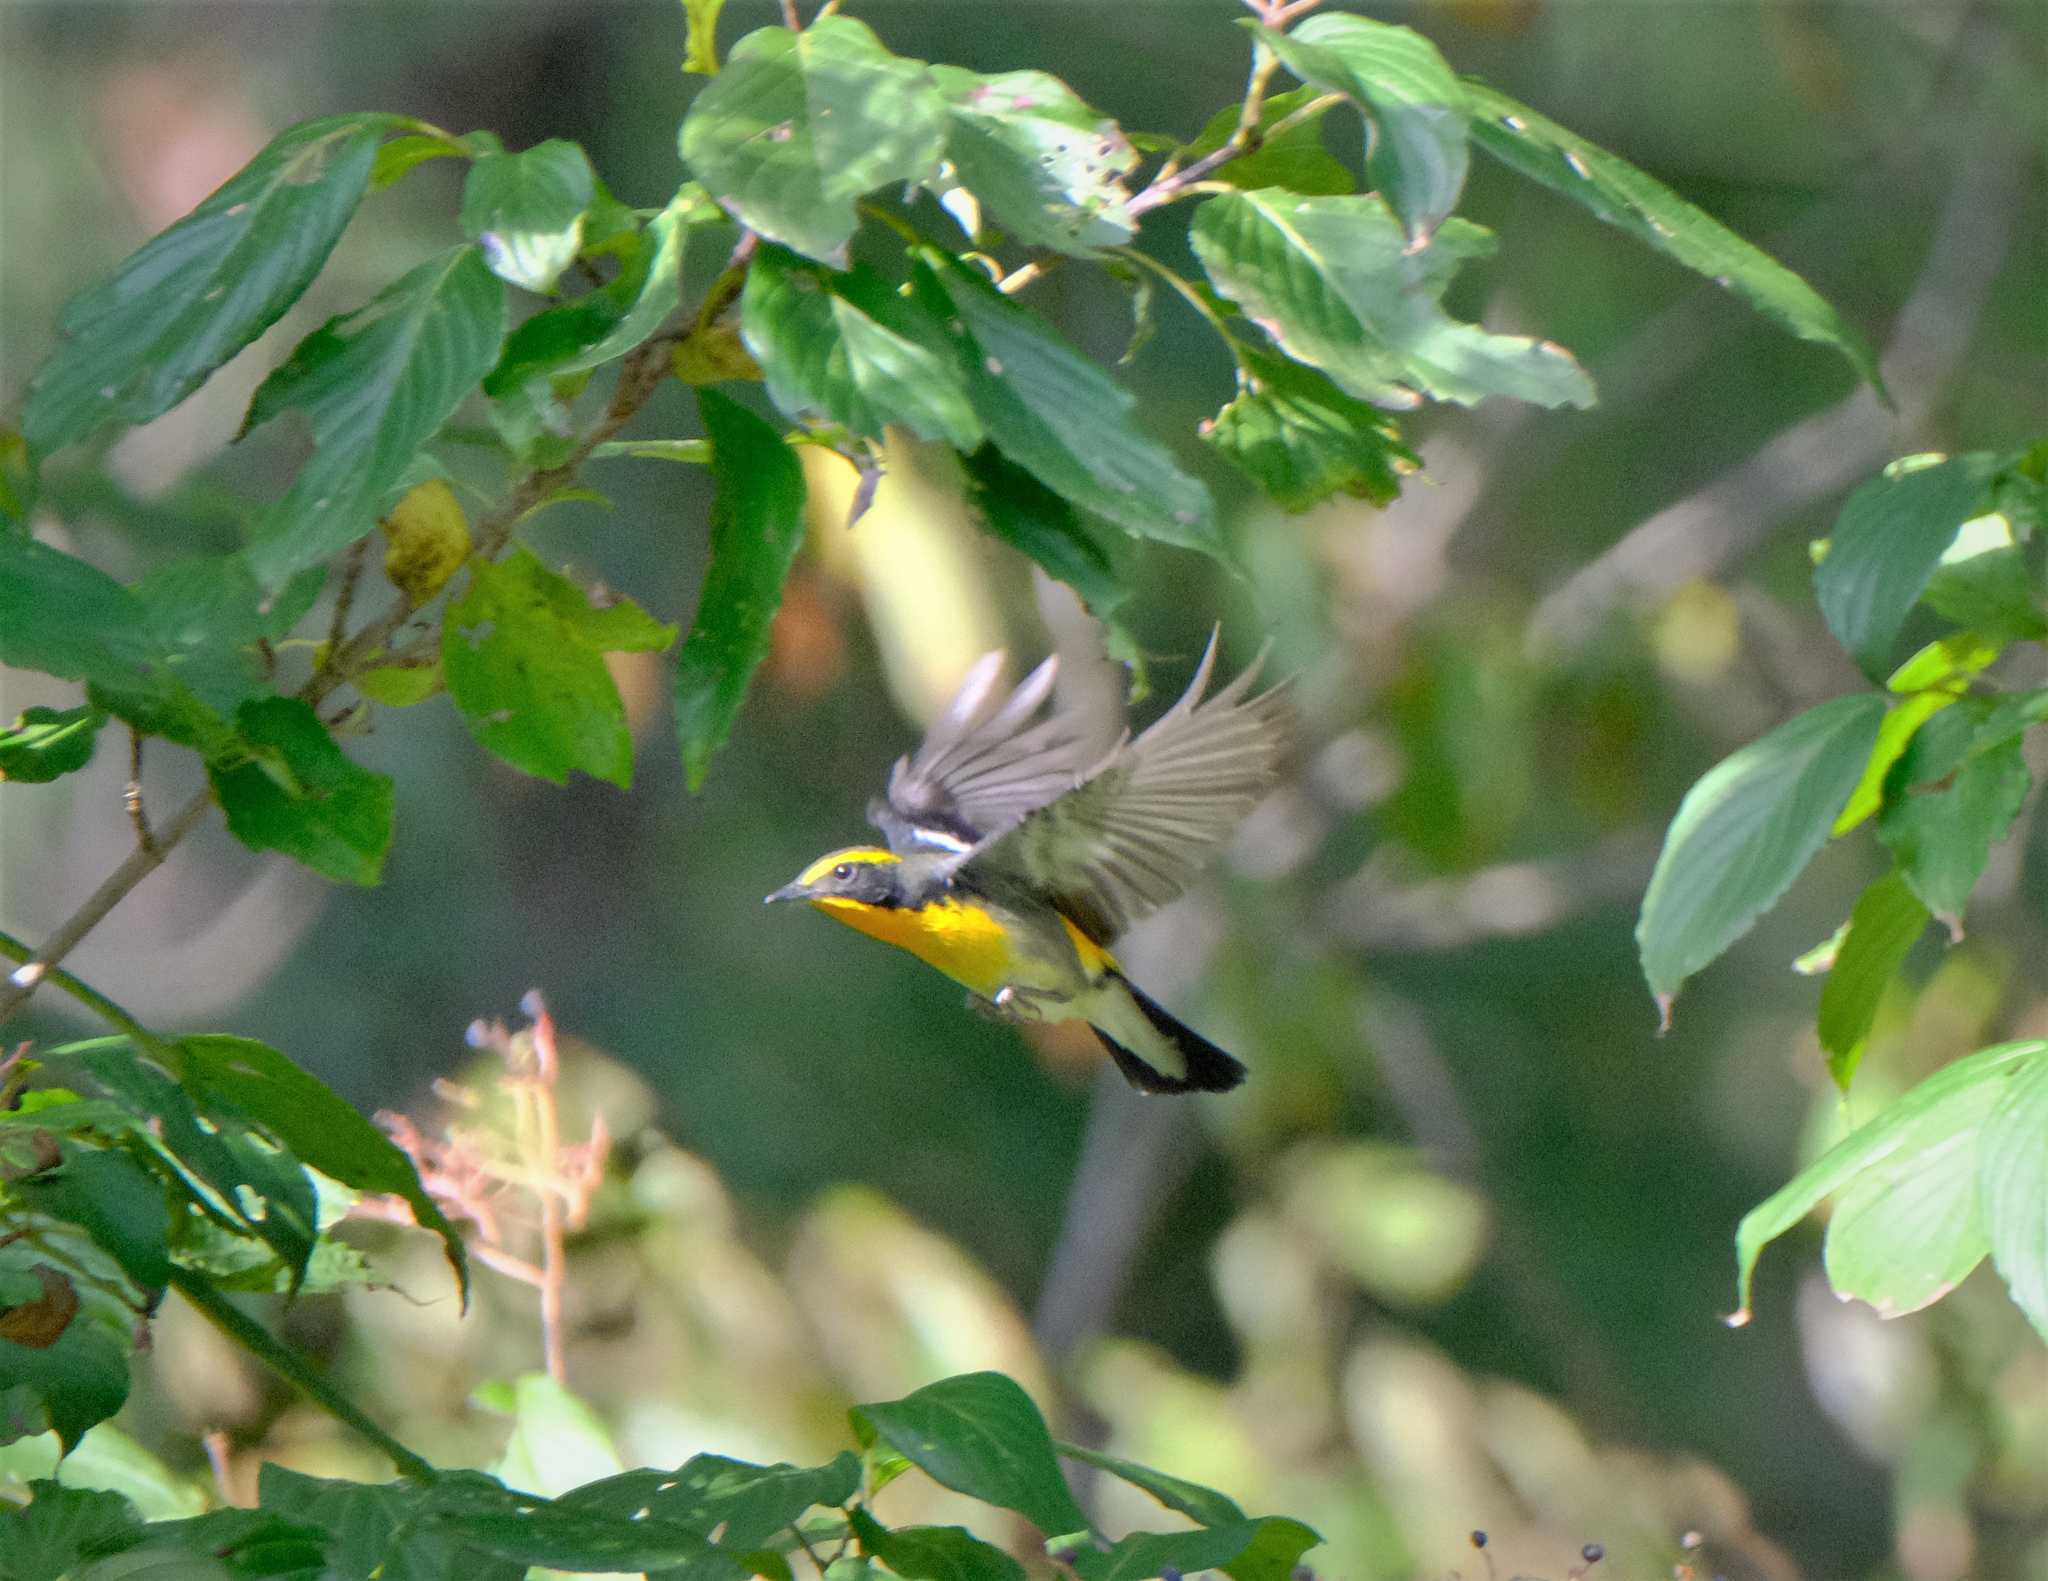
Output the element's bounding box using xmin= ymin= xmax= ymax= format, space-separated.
xmin=123 ymin=729 xmax=157 ymax=857
xmin=0 ymin=926 xmax=175 ymax=1054
xmin=0 ymin=790 xmax=211 ymax=1027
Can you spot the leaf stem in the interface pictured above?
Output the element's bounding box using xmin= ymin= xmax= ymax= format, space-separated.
xmin=168 ymin=1265 xmax=439 ymax=1482
xmin=0 ymin=928 xmax=168 ymax=1055
xmin=1130 ymin=41 xmax=1287 ymax=218
xmin=1107 ymin=247 xmax=1251 ymax=376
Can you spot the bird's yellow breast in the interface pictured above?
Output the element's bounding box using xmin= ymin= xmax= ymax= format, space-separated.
xmin=810 ymin=894 xmax=1016 ymax=998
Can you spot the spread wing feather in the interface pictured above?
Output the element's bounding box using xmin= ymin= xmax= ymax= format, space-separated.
xmin=966 ymin=633 xmax=1291 ymax=940
xmin=870 ymin=655 xmax=1092 ymax=854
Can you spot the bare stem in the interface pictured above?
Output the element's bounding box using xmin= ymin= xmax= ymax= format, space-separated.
xmin=123 ymin=729 xmax=157 ymax=857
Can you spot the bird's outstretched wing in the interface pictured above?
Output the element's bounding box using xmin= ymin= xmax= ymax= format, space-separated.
xmin=965 ymin=633 xmax=1290 ymax=941
xmin=870 ymin=653 xmax=1093 ymax=856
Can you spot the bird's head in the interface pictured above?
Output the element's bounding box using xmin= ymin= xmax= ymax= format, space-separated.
xmin=764 ymin=846 xmax=908 ymax=910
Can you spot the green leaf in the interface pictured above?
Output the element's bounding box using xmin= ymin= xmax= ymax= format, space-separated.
xmin=1813 ymin=454 xmax=2002 ymax=679
xmin=0 ymin=705 xmax=106 ymax=784
xmin=850 ymin=1372 xmax=1088 ymax=1539
xmin=680 ymin=17 xmax=947 ymax=262
xmin=0 ymin=1262 xmax=134 ymax=1454
xmin=674 ymin=390 xmax=807 ymax=791
xmin=1462 ymin=81 xmax=1884 ymax=393
xmin=1919 ymin=514 xmax=2048 ymax=644
xmin=171 ymin=1035 xmax=467 ymax=1299
xmin=1979 ymin=1046 xmax=2048 ymax=1342
xmin=1731 ymin=1040 xmax=2042 ymax=1323
xmin=125 ymin=1508 xmax=329 ymax=1577
xmin=371 ymin=128 xmax=475 ymax=190
xmin=1877 ymin=702 xmax=2030 ymax=931
xmin=461 ymin=139 xmax=597 ymax=295
xmin=443 ymin=547 xmax=677 ymax=789
xmin=962 ymin=447 xmax=1125 ymax=616
xmin=1261 ymin=15 xmax=1468 ymax=240
xmin=850 ymin=1506 xmax=1024 ymax=1581
xmin=1190 ymin=190 xmax=1594 ymax=410
xmin=0 ymin=427 xmax=37 ymax=532
xmin=22 ymin=114 xmax=402 ymax=457
xmin=1052 ymin=1443 xmax=1243 ymax=1528
xmin=0 ymin=536 xmax=167 ymax=696
xmin=930 ymin=67 xmax=1137 ymax=254
xmin=915 ymin=251 xmax=1219 ymax=556
xmin=243 ymin=245 xmax=506 ymax=590
xmin=1815 ymin=872 xmax=1929 ymax=1092
xmin=684 ymin=0 xmax=728 ymax=73
xmin=1202 ymin=350 xmax=1417 ymax=511
xmin=1180 ymin=89 xmax=1351 ymax=197
xmin=486 ymin=186 xmax=702 ymax=395
xmin=742 ymin=246 xmax=982 ymax=450
xmin=255 ymin=1466 xmax=527 ymax=1581
xmin=1831 ymin=636 xmax=1999 ymax=837
xmin=0 ymin=1483 xmax=144 ymax=1576
xmin=1637 ymin=693 xmax=1886 ymax=1015
xmin=563 ymin=1452 xmax=861 ymax=1546
xmin=1073 ymin=1523 xmax=1308 ymax=1581
xmin=13 ymin=1144 xmax=171 ymax=1290
xmin=206 ymin=696 xmax=395 ymax=885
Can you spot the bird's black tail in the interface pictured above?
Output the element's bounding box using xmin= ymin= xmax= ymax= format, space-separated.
xmin=1090 ymin=972 xmax=1247 ymax=1094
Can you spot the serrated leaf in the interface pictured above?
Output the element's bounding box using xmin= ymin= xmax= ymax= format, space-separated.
xmin=680 ymin=17 xmax=947 ymax=262
xmin=0 ymin=1482 xmax=144 ymax=1575
xmin=206 ymin=696 xmax=394 ymax=885
xmin=461 ymin=139 xmax=595 ymax=294
xmin=171 ymin=1035 xmax=467 ymax=1300
xmin=674 ymin=390 xmax=807 ymax=791
xmin=914 ymin=251 xmax=1218 ymax=556
xmin=931 ymin=67 xmax=1136 ymax=255
xmin=243 ymin=245 xmax=506 ymax=590
xmin=1815 ymin=872 xmax=1929 ymax=1092
xmin=850 ymin=1372 xmax=1087 ymax=1539
xmin=1731 ymin=1039 xmax=2041 ymax=1323
xmin=962 ymin=447 xmax=1125 ymax=616
xmin=1181 ymin=88 xmax=1351 ymax=197
xmin=1637 ymin=693 xmax=1886 ymax=1013
xmin=1877 ymin=703 xmax=2030 ymax=931
xmin=444 ymin=547 xmax=676 ymax=788
xmin=1203 ymin=350 xmax=1416 ymax=511
xmin=742 ymin=246 xmax=981 ymax=449
xmin=1191 ymin=190 xmax=1594 ymax=410
xmin=486 ymin=186 xmax=703 ymax=395
xmin=1462 ymin=81 xmax=1883 ymax=393
xmin=1979 ymin=1047 xmax=2048 ymax=1342
xmin=1813 ymin=454 xmax=2002 ymax=679
xmin=0 ymin=705 xmax=106 ymax=784
xmin=23 ymin=114 xmax=402 ymax=458
xmin=1261 ymin=15 xmax=1467 ymax=240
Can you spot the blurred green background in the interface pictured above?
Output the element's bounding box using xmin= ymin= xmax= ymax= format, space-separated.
xmin=4 ymin=2 xmax=2047 ymax=1576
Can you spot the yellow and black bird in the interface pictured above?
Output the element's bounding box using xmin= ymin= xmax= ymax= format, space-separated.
xmin=766 ymin=634 xmax=1290 ymax=1093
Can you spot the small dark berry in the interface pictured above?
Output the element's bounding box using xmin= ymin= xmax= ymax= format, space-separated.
xmin=1582 ymin=1543 xmax=1604 ymax=1565
xmin=1470 ymin=1531 xmax=1488 ymax=1549
xmin=1160 ymin=1568 xmax=1182 ymax=1581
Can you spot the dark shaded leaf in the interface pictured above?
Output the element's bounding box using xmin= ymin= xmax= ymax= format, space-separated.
xmin=963 ymin=447 xmax=1125 ymax=615
xmin=1878 ymin=703 xmax=2030 ymax=931
xmin=849 ymin=1506 xmax=1023 ymax=1581
xmin=0 ymin=704 xmax=106 ymax=784
xmin=674 ymin=390 xmax=808 ymax=790
xmin=680 ymin=18 xmax=947 ymax=262
xmin=0 ymin=1482 xmax=143 ymax=1577
xmin=1815 ymin=872 xmax=1929 ymax=1092
xmin=23 ymin=114 xmax=402 ymax=457
xmin=207 ymin=696 xmax=395 ymax=885
xmin=563 ymin=1452 xmax=860 ymax=1547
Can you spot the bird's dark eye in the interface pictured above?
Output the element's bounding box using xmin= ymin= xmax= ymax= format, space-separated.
xmin=832 ymin=862 xmax=855 ymax=882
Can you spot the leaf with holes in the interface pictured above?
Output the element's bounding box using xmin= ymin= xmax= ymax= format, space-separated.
xmin=23 ymin=114 xmax=404 ymax=457
xmin=932 ymin=67 xmax=1136 ymax=254
xmin=242 ymin=245 xmax=505 ymax=590
xmin=680 ymin=18 xmax=947 ymax=262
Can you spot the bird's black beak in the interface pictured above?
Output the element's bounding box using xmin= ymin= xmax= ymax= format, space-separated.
xmin=764 ymin=881 xmax=806 ymax=905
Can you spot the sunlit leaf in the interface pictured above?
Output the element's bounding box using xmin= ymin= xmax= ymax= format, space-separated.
xmin=931 ymin=67 xmax=1136 ymax=254
xmin=1191 ymin=190 xmax=1594 ymax=410
xmin=742 ymin=245 xmax=982 ymax=449
xmin=1731 ymin=1040 xmax=2041 ymax=1322
xmin=1814 ymin=871 xmax=1928 ymax=1092
xmin=1261 ymin=14 xmax=1467 ymax=240
xmin=444 ymin=547 xmax=676 ymax=788
xmin=207 ymin=696 xmax=395 ymax=884
xmin=243 ymin=245 xmax=506 ymax=590
xmin=850 ymin=1372 xmax=1087 ymax=1539
xmin=1181 ymin=88 xmax=1351 ymax=197
xmin=461 ymin=139 xmax=595 ymax=294
xmin=1980 ymin=1047 xmax=2048 ymax=1342
xmin=1877 ymin=702 xmax=2030 ymax=931
xmin=674 ymin=390 xmax=807 ymax=790
xmin=1638 ymin=693 xmax=1886 ymax=1014
xmin=684 ymin=0 xmax=728 ymax=73
xmin=680 ymin=18 xmax=947 ymax=262
xmin=1463 ymin=80 xmax=1884 ymax=393
xmin=1202 ymin=350 xmax=1416 ymax=511
xmin=1813 ymin=454 xmax=2002 ymax=679
xmin=23 ymin=114 xmax=402 ymax=457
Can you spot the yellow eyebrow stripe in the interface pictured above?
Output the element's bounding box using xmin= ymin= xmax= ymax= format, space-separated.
xmin=795 ymin=846 xmax=901 ymax=886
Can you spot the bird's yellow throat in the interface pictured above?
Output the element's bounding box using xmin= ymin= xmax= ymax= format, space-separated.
xmin=809 ymin=892 xmax=1014 ymax=998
